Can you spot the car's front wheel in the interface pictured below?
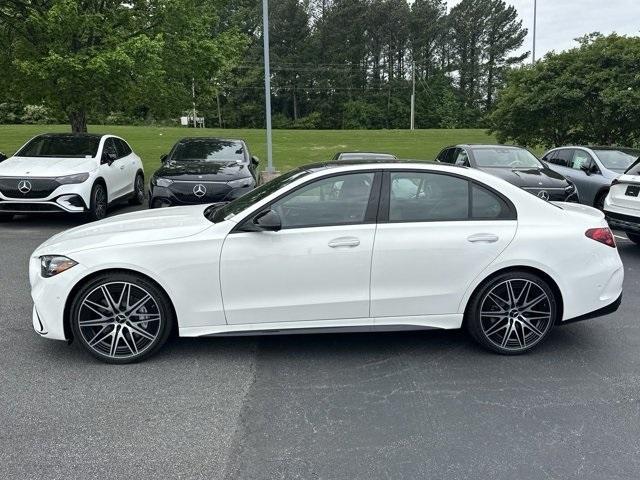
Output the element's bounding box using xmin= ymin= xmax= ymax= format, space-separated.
xmin=70 ymin=272 xmax=174 ymax=364
xmin=86 ymin=182 xmax=108 ymax=222
xmin=466 ymin=271 xmax=557 ymax=354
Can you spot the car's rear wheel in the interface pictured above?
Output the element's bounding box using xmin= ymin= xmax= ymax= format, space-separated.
xmin=86 ymin=182 xmax=108 ymax=222
xmin=70 ymin=272 xmax=174 ymax=364
xmin=129 ymin=173 xmax=145 ymax=206
xmin=466 ymin=271 xmax=557 ymax=354
xmin=626 ymin=233 xmax=640 ymax=244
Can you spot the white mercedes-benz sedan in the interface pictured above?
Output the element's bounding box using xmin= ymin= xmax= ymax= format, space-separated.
xmin=29 ymin=161 xmax=624 ymax=363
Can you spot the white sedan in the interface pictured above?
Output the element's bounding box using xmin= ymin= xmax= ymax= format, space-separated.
xmin=30 ymin=162 xmax=624 ymax=363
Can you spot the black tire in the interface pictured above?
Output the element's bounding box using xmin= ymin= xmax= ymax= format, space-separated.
xmin=594 ymin=190 xmax=608 ymax=211
xmin=86 ymin=182 xmax=108 ymax=222
xmin=466 ymin=271 xmax=558 ymax=355
xmin=0 ymin=213 xmax=14 ymax=222
xmin=70 ymin=272 xmax=174 ymax=364
xmin=129 ymin=173 xmax=145 ymax=206
xmin=626 ymin=233 xmax=640 ymax=244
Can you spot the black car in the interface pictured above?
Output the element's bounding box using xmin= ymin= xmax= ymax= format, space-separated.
xmin=436 ymin=144 xmax=579 ymax=202
xmin=149 ymin=138 xmax=259 ymax=208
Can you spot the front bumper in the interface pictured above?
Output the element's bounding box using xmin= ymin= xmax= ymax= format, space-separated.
xmin=149 ymin=184 xmax=253 ymax=208
xmin=0 ymin=194 xmax=87 ymax=214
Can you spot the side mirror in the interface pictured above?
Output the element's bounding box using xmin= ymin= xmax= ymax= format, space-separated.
xmin=160 ymin=154 xmax=168 ymax=164
xmin=580 ymin=163 xmax=594 ymax=175
xmin=251 ymin=155 xmax=260 ymax=166
xmin=103 ymin=151 xmax=117 ymax=165
xmin=238 ymin=208 xmax=282 ymax=232
xmin=0 ymin=152 xmax=7 ymax=162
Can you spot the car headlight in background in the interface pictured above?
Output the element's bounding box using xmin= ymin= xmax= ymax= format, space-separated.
xmin=40 ymin=255 xmax=78 ymax=278
xmin=55 ymin=173 xmax=90 ymax=185
xmin=227 ymin=178 xmax=254 ymax=188
xmin=153 ymin=177 xmax=173 ymax=188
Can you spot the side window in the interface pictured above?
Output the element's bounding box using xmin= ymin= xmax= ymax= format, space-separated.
xmin=273 ymin=172 xmax=375 ymax=228
xmin=389 ymin=172 xmax=469 ymax=222
xmin=116 ymin=139 xmax=132 ymax=157
xmin=472 ymin=184 xmax=513 ymax=220
xmin=554 ymin=149 xmax=574 ymax=167
xmin=541 ymin=151 xmax=555 ymax=163
xmin=571 ymin=150 xmax=593 ymax=171
xmin=437 ymin=148 xmax=453 ymax=164
xmin=102 ymin=138 xmax=118 ymax=163
xmin=455 ymin=149 xmax=470 ymax=166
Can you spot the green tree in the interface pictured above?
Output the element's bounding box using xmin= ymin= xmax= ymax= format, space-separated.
xmin=489 ymin=34 xmax=640 ymax=148
xmin=2 ymin=0 xmax=246 ymax=132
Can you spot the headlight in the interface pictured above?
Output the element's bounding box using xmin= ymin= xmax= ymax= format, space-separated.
xmin=55 ymin=173 xmax=90 ymax=185
xmin=40 ymin=255 xmax=78 ymax=278
xmin=227 ymin=178 xmax=254 ymax=189
xmin=153 ymin=177 xmax=173 ymax=187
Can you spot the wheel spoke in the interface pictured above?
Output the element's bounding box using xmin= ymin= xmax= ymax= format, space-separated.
xmin=120 ymin=329 xmax=138 ymax=355
xmin=515 ymin=281 xmax=532 ymax=307
xmin=127 ymin=322 xmax=155 ymax=341
xmin=83 ymin=298 xmax=112 ymax=317
xmin=521 ymin=293 xmax=547 ymax=312
xmin=487 ymin=292 xmax=510 ymax=310
xmin=117 ymin=283 xmax=132 ymax=311
xmin=483 ymin=318 xmax=508 ymax=337
xmin=100 ymin=285 xmax=119 ymax=312
xmin=125 ymin=294 xmax=151 ymax=316
xmin=89 ymin=326 xmax=113 ymax=347
xmin=79 ymin=318 xmax=112 ymax=328
xmin=506 ymin=281 xmax=516 ymax=308
xmin=501 ymin=323 xmax=513 ymax=347
xmin=109 ymin=327 xmax=121 ymax=356
xmin=518 ymin=315 xmax=544 ymax=337
xmin=129 ymin=314 xmax=161 ymax=324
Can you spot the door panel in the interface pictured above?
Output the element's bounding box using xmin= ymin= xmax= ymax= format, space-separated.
xmin=220 ymin=224 xmax=376 ymax=324
xmin=370 ymin=221 xmax=517 ymax=317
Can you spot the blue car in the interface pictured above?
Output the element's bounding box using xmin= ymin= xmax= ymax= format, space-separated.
xmin=542 ymin=146 xmax=640 ymax=209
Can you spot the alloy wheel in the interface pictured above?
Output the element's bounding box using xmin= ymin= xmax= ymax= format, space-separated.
xmin=77 ymin=281 xmax=162 ymax=359
xmin=136 ymin=176 xmax=144 ymax=201
xmin=479 ymin=278 xmax=553 ymax=352
xmin=95 ymin=186 xmax=107 ymax=219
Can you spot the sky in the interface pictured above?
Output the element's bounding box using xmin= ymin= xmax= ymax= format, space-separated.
xmin=448 ymin=0 xmax=640 ymax=60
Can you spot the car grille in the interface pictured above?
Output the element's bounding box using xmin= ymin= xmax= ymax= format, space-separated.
xmin=521 ymin=187 xmax=568 ymax=201
xmin=168 ymin=181 xmax=232 ymax=204
xmin=0 ymin=177 xmax=60 ymax=199
xmin=0 ymin=202 xmax=65 ymax=213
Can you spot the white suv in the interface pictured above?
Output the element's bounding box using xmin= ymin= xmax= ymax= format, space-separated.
xmin=604 ymin=158 xmax=640 ymax=244
xmin=0 ymin=133 xmax=145 ymax=222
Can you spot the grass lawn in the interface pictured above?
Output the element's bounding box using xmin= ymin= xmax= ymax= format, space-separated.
xmin=0 ymin=124 xmax=496 ymax=175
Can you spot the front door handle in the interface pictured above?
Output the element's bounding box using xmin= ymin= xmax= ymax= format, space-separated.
xmin=467 ymin=233 xmax=499 ymax=244
xmin=119 ymin=165 xmax=125 ymax=170
xmin=328 ymin=237 xmax=360 ymax=248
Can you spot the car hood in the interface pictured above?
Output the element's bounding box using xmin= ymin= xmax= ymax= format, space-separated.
xmin=0 ymin=156 xmax=97 ymax=177
xmin=480 ymin=166 xmax=569 ymax=188
xmin=154 ymin=160 xmax=251 ymax=182
xmin=34 ymin=205 xmax=213 ymax=255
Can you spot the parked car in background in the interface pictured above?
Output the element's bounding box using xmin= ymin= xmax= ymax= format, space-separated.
xmin=332 ymin=152 xmax=397 ymax=161
xmin=436 ymin=145 xmax=579 ymax=202
xmin=542 ymin=146 xmax=640 ymax=209
xmin=30 ymin=161 xmax=622 ymax=363
xmin=603 ymin=158 xmax=640 ymax=244
xmin=149 ymin=138 xmax=259 ymax=209
xmin=0 ymin=133 xmax=144 ymax=222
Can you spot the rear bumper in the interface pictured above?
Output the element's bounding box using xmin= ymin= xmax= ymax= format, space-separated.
xmin=561 ymin=292 xmax=622 ymax=324
xmin=604 ymin=210 xmax=640 ymax=234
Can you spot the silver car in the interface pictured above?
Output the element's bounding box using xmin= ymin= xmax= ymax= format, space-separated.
xmin=542 ymin=146 xmax=640 ymax=209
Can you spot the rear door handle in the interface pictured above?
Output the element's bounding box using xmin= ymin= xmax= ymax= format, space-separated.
xmin=467 ymin=233 xmax=499 ymax=243
xmin=328 ymin=237 xmax=360 ymax=248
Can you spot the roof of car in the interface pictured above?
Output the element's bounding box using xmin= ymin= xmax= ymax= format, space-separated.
xmin=455 ymin=144 xmax=524 ymax=149
xmin=177 ymin=137 xmax=244 ymax=143
xmin=37 ymin=133 xmax=104 ymax=139
xmin=303 ymin=159 xmax=466 ymax=171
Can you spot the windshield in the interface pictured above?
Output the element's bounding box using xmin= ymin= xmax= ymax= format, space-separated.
xmin=17 ymin=135 xmax=100 ymax=158
xmin=593 ymin=149 xmax=639 ymax=171
xmin=170 ymin=139 xmax=246 ymax=163
xmin=472 ymin=148 xmax=542 ymax=168
xmin=207 ymin=168 xmax=312 ymax=222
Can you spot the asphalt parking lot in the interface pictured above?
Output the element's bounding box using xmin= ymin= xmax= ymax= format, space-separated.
xmin=2 ymin=206 xmax=640 ymax=480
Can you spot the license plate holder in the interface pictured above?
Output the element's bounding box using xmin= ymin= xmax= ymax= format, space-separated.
xmin=625 ymin=185 xmax=640 ymax=197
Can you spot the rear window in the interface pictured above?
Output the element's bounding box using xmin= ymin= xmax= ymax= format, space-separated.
xmin=17 ymin=135 xmax=100 ymax=158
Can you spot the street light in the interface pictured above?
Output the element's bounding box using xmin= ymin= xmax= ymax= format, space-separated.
xmin=262 ymin=0 xmax=275 ymax=175
xmin=532 ymin=0 xmax=537 ymax=64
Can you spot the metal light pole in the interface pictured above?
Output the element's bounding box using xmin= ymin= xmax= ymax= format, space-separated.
xmin=532 ymin=0 xmax=537 ymax=64
xmin=262 ymin=0 xmax=274 ymax=173
xmin=410 ymin=59 xmax=416 ymax=131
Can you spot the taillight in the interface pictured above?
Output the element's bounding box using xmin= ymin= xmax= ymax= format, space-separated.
xmin=585 ymin=227 xmax=616 ymax=248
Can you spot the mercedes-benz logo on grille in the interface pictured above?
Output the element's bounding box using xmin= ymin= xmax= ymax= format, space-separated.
xmin=537 ymin=190 xmax=550 ymax=201
xmin=18 ymin=180 xmax=32 ymax=194
xmin=193 ymin=184 xmax=207 ymax=198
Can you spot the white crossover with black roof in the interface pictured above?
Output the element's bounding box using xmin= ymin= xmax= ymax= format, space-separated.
xmin=0 ymin=133 xmax=145 ymax=221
